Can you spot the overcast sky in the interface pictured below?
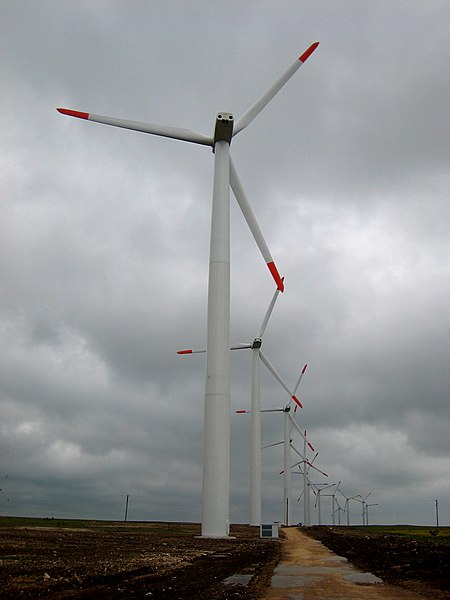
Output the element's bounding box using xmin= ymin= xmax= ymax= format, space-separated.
xmin=1 ymin=1 xmax=449 ymax=527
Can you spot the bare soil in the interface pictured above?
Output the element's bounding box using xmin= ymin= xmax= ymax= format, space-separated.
xmin=1 ymin=522 xmax=448 ymax=599
xmin=0 ymin=522 xmax=281 ymax=599
xmin=304 ymin=526 xmax=450 ymax=599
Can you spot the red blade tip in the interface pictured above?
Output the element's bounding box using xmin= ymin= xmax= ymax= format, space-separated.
xmin=302 ymin=364 xmax=308 ymax=373
xmin=299 ymin=42 xmax=319 ymax=63
xmin=267 ymin=262 xmax=284 ymax=292
xmin=236 ymin=410 xmax=248 ymax=413
xmin=177 ymin=349 xmax=193 ymax=354
xmin=308 ymin=442 xmax=315 ymax=452
xmin=292 ymin=395 xmax=303 ymax=409
xmin=57 ymin=108 xmax=89 ymax=120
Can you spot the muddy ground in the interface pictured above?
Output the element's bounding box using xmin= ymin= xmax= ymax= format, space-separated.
xmin=0 ymin=522 xmax=280 ymax=599
xmin=305 ymin=526 xmax=450 ymax=599
xmin=1 ymin=522 xmax=449 ymax=599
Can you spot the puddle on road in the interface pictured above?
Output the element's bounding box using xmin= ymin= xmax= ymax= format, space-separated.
xmin=223 ymin=573 xmax=252 ymax=586
xmin=344 ymin=571 xmax=383 ymax=584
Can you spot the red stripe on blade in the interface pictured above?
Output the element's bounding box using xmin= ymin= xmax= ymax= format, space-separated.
xmin=292 ymin=395 xmax=303 ymax=409
xmin=177 ymin=349 xmax=193 ymax=354
xmin=302 ymin=364 xmax=308 ymax=373
xmin=299 ymin=42 xmax=319 ymax=63
xmin=308 ymin=442 xmax=315 ymax=452
xmin=267 ymin=262 xmax=284 ymax=292
xmin=236 ymin=410 xmax=247 ymax=413
xmin=57 ymin=108 xmax=89 ymax=119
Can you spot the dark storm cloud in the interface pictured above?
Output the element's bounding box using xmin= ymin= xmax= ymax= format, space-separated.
xmin=1 ymin=1 xmax=449 ymax=525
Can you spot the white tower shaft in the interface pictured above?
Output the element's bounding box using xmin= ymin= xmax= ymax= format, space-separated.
xmin=250 ymin=348 xmax=262 ymax=525
xmin=202 ymin=139 xmax=231 ymax=537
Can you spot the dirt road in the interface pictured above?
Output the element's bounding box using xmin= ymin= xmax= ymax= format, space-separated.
xmin=262 ymin=528 xmax=425 ymax=599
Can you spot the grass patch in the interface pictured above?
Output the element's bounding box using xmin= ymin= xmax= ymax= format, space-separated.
xmin=0 ymin=516 xmax=201 ymax=534
xmin=343 ymin=525 xmax=450 ymax=546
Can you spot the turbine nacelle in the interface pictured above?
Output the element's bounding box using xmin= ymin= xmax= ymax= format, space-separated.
xmin=214 ymin=113 xmax=234 ymax=144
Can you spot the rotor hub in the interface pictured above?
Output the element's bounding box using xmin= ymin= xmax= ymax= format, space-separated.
xmin=214 ymin=113 xmax=234 ymax=144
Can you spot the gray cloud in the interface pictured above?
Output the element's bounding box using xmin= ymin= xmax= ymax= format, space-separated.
xmin=1 ymin=0 xmax=449 ymax=526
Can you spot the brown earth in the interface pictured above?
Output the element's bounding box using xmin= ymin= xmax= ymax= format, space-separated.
xmin=304 ymin=526 xmax=450 ymax=599
xmin=0 ymin=522 xmax=280 ymax=599
xmin=0 ymin=522 xmax=448 ymax=599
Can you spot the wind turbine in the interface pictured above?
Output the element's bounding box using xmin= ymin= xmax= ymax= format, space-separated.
xmin=238 ymin=363 xmax=308 ymax=526
xmin=312 ymin=482 xmax=335 ymax=525
xmin=339 ymin=492 xmax=360 ymax=526
xmin=179 ymin=282 xmax=283 ymax=526
xmin=357 ymin=492 xmax=373 ymax=526
xmin=260 ymin=398 xmax=313 ymax=526
xmin=57 ymin=42 xmax=319 ymax=537
xmin=365 ymin=502 xmax=379 ymax=525
xmin=330 ymin=481 xmax=342 ymax=526
xmin=291 ymin=444 xmax=328 ymax=526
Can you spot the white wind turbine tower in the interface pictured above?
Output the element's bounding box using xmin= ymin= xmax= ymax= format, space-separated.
xmin=312 ymin=482 xmax=335 ymax=525
xmin=236 ymin=352 xmax=306 ymax=526
xmin=339 ymin=492 xmax=361 ymax=526
xmin=365 ymin=502 xmax=379 ymax=525
xmin=257 ymin=382 xmax=311 ymax=526
xmin=57 ymin=42 xmax=319 ymax=537
xmin=179 ymin=281 xmax=283 ymax=526
xmin=330 ymin=481 xmax=342 ymax=526
xmin=291 ymin=444 xmax=328 ymax=526
xmin=183 ymin=327 xmax=306 ymax=527
xmin=356 ymin=492 xmax=373 ymax=526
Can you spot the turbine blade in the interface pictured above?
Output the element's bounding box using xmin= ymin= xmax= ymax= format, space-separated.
xmin=293 ymin=364 xmax=308 ymax=394
xmin=306 ymin=461 xmax=328 ymax=477
xmin=236 ymin=407 xmax=284 ymax=414
xmin=288 ymin=415 xmax=315 ymax=450
xmin=288 ymin=364 xmax=308 ymax=436
xmin=262 ymin=440 xmax=284 ymax=449
xmin=308 ymin=451 xmax=319 ymax=467
xmin=290 ymin=445 xmax=305 ymax=462
xmin=229 ymin=160 xmax=284 ymax=292
xmin=57 ymin=108 xmax=213 ymax=147
xmin=233 ymin=42 xmax=319 ymax=135
xmin=255 ymin=280 xmax=284 ymax=339
xmin=178 ymin=343 xmax=251 ymax=354
xmin=259 ymin=350 xmax=302 ymax=407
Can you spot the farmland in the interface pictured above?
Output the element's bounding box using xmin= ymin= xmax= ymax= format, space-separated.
xmin=0 ymin=518 xmax=448 ymax=598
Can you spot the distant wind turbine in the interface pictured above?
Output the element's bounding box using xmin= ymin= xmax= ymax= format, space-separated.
xmin=365 ymin=502 xmax=379 ymax=525
xmin=331 ymin=481 xmax=342 ymax=526
xmin=339 ymin=491 xmax=360 ymax=526
xmin=57 ymin=42 xmax=319 ymax=537
xmin=243 ymin=364 xmax=307 ymax=525
xmin=312 ymin=482 xmax=335 ymax=525
xmin=356 ymin=492 xmax=373 ymax=526
xmin=291 ymin=445 xmax=328 ymax=526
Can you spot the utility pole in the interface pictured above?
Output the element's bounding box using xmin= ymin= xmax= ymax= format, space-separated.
xmin=124 ymin=494 xmax=129 ymax=523
xmin=435 ymin=499 xmax=439 ymax=528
